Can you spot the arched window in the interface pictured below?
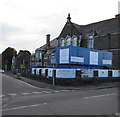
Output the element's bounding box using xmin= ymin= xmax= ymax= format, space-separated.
xmin=78 ymin=35 xmax=82 ymax=46
xmin=72 ymin=36 xmax=77 ymax=46
xmin=66 ymin=36 xmax=71 ymax=46
xmin=61 ymin=39 xmax=65 ymax=47
xmin=87 ymin=35 xmax=94 ymax=49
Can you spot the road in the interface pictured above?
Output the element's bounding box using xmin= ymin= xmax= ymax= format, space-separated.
xmin=1 ymin=74 xmax=119 ymax=115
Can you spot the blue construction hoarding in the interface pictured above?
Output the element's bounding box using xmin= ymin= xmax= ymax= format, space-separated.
xmin=56 ymin=46 xmax=112 ymax=67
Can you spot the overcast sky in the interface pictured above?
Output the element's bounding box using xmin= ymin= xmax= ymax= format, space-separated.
xmin=0 ymin=0 xmax=119 ymax=54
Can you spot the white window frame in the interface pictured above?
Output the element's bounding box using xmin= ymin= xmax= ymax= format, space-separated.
xmin=61 ymin=38 xmax=65 ymax=47
xmin=66 ymin=36 xmax=71 ymax=46
xmin=72 ymin=35 xmax=77 ymax=46
xmin=39 ymin=52 xmax=42 ymax=59
xmin=87 ymin=35 xmax=94 ymax=49
xmin=79 ymin=35 xmax=82 ymax=46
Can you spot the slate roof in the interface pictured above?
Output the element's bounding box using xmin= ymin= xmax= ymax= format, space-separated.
xmin=58 ymin=16 xmax=119 ymax=39
xmin=83 ymin=17 xmax=118 ymax=36
xmin=36 ymin=15 xmax=119 ymax=53
xmin=73 ymin=23 xmax=83 ymax=34
xmin=59 ymin=22 xmax=83 ymax=38
xmin=36 ymin=38 xmax=58 ymax=53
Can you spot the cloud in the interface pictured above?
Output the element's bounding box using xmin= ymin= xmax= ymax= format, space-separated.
xmin=0 ymin=23 xmax=43 ymax=53
xmin=0 ymin=0 xmax=118 ymax=54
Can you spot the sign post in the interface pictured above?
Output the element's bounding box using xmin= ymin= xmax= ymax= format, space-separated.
xmin=51 ymin=53 xmax=56 ymax=87
xmin=52 ymin=63 xmax=55 ymax=87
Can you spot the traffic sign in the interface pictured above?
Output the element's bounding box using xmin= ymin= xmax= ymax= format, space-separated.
xmin=51 ymin=53 xmax=56 ymax=64
xmin=20 ymin=64 xmax=25 ymax=69
xmin=51 ymin=53 xmax=55 ymax=59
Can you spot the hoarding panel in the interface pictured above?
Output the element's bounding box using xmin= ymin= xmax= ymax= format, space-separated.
xmin=36 ymin=68 xmax=40 ymax=75
xmin=60 ymin=48 xmax=69 ymax=63
xmin=71 ymin=56 xmax=84 ymax=63
xmin=103 ymin=60 xmax=112 ymax=65
xmin=112 ymin=70 xmax=120 ymax=77
xmin=81 ymin=69 xmax=94 ymax=78
xmin=32 ymin=68 xmax=36 ymax=75
xmin=90 ymin=51 xmax=98 ymax=65
xmin=48 ymin=69 xmax=53 ymax=77
xmin=56 ymin=46 xmax=112 ymax=66
xmin=56 ymin=69 xmax=76 ymax=78
xmin=102 ymin=51 xmax=112 ymax=66
xmin=98 ymin=70 xmax=108 ymax=77
xmin=41 ymin=68 xmax=46 ymax=75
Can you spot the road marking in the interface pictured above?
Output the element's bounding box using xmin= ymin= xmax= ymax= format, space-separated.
xmin=3 ymin=104 xmax=8 ymax=107
xmin=8 ymin=93 xmax=17 ymax=97
xmin=61 ymin=90 xmax=70 ymax=92
xmin=42 ymin=91 xmax=51 ymax=93
xmin=71 ymin=90 xmax=75 ymax=91
xmin=0 ymin=95 xmax=5 ymax=98
xmin=53 ymin=90 xmax=59 ymax=93
xmin=32 ymin=92 xmax=42 ymax=94
xmin=84 ymin=93 xmax=116 ymax=99
xmin=2 ymin=103 xmax=47 ymax=112
xmin=115 ymin=112 xmax=120 ymax=116
xmin=21 ymin=92 xmax=31 ymax=95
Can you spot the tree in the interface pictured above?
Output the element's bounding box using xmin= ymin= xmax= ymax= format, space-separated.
xmin=2 ymin=47 xmax=17 ymax=71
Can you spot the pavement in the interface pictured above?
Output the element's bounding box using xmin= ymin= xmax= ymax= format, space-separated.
xmin=10 ymin=73 xmax=119 ymax=91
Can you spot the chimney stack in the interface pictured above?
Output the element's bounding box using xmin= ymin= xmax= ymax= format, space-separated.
xmin=46 ymin=34 xmax=50 ymax=47
xmin=115 ymin=14 xmax=120 ymax=18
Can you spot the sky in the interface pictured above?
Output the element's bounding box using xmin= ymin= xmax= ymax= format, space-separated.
xmin=0 ymin=0 xmax=119 ymax=54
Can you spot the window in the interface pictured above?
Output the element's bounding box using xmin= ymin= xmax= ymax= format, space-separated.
xmin=35 ymin=52 xmax=39 ymax=61
xmin=39 ymin=52 xmax=42 ymax=59
xmin=78 ymin=35 xmax=82 ymax=46
xmin=72 ymin=36 xmax=77 ymax=46
xmin=61 ymin=39 xmax=65 ymax=46
xmin=66 ymin=36 xmax=71 ymax=46
xmin=88 ymin=35 xmax=94 ymax=49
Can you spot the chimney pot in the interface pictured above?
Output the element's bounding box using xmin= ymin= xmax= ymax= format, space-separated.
xmin=46 ymin=34 xmax=50 ymax=47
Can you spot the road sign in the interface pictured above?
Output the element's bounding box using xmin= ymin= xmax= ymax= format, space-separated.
xmin=51 ymin=53 xmax=55 ymax=59
xmin=51 ymin=53 xmax=56 ymax=64
xmin=20 ymin=64 xmax=25 ymax=69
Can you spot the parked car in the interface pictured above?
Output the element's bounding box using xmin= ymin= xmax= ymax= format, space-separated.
xmin=0 ymin=69 xmax=4 ymax=73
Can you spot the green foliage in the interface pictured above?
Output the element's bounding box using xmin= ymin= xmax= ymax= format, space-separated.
xmin=2 ymin=47 xmax=17 ymax=71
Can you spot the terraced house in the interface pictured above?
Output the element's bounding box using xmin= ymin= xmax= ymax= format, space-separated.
xmin=31 ymin=14 xmax=120 ymax=69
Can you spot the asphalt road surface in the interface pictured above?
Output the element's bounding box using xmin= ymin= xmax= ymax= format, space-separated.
xmin=1 ymin=74 xmax=119 ymax=115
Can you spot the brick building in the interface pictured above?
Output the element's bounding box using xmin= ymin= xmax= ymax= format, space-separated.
xmin=31 ymin=14 xmax=120 ymax=69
